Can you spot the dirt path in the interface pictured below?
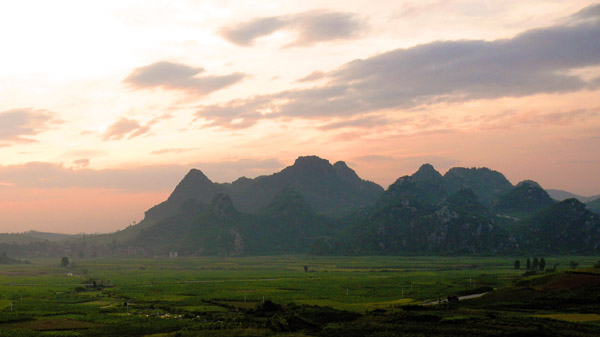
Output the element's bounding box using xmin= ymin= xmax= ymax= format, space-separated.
xmin=423 ymin=292 xmax=489 ymax=306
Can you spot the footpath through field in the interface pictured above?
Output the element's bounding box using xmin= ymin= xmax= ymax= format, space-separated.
xmin=423 ymin=291 xmax=489 ymax=306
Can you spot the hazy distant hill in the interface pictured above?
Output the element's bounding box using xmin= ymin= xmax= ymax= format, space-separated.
xmin=588 ymin=197 xmax=600 ymax=215
xmin=0 ymin=231 xmax=79 ymax=244
xmin=546 ymin=189 xmax=600 ymax=203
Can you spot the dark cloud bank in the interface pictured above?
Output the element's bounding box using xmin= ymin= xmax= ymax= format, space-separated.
xmin=199 ymin=4 xmax=600 ymax=129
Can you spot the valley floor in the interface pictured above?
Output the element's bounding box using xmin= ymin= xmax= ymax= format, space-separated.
xmin=0 ymin=256 xmax=599 ymax=336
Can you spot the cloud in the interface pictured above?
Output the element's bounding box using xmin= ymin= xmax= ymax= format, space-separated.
xmin=318 ymin=115 xmax=391 ymax=130
xmin=220 ymin=17 xmax=287 ymax=46
xmin=104 ymin=114 xmax=171 ymax=141
xmin=195 ymin=96 xmax=275 ymax=128
xmin=198 ymin=6 xmax=600 ymax=128
xmin=297 ymin=70 xmax=326 ymax=83
xmin=63 ymin=149 xmax=107 ymax=158
xmin=220 ymin=10 xmax=366 ymax=47
xmin=73 ymin=159 xmax=90 ymax=168
xmin=394 ymin=2 xmax=445 ymax=19
xmin=124 ymin=61 xmax=246 ymax=95
xmin=286 ymin=10 xmax=366 ymax=47
xmin=0 ymin=158 xmax=285 ymax=192
xmin=103 ymin=118 xmax=147 ymax=140
xmin=479 ymin=107 xmax=600 ymax=130
xmin=0 ymin=108 xmax=61 ymax=143
xmin=353 ymin=154 xmax=459 ymax=169
xmin=571 ymin=3 xmax=600 ymax=21
xmin=150 ymin=148 xmax=193 ymax=155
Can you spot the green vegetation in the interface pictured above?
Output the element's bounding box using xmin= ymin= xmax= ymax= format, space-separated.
xmin=1 ymin=256 xmax=600 ymax=336
xmin=495 ymin=180 xmax=555 ymax=217
xmin=0 ymin=252 xmax=29 ymax=265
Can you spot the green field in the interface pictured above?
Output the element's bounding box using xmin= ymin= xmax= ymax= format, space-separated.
xmin=0 ymin=256 xmax=599 ymax=336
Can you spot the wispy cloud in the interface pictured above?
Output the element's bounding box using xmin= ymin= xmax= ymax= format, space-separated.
xmin=0 ymin=108 xmax=62 ymax=144
xmin=571 ymin=3 xmax=600 ymax=21
xmin=220 ymin=16 xmax=287 ymax=46
xmin=72 ymin=159 xmax=90 ymax=168
xmin=150 ymin=148 xmax=194 ymax=155
xmin=478 ymin=107 xmax=600 ymax=130
xmin=296 ymin=70 xmax=326 ymax=83
xmin=0 ymin=158 xmax=285 ymax=192
xmin=199 ymin=6 xmax=600 ymax=129
xmin=104 ymin=114 xmax=171 ymax=141
xmin=104 ymin=118 xmax=147 ymax=141
xmin=318 ymin=115 xmax=391 ymax=130
xmin=220 ymin=10 xmax=366 ymax=47
xmin=124 ymin=61 xmax=246 ymax=95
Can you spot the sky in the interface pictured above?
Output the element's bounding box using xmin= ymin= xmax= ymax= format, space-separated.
xmin=1 ymin=0 xmax=599 ymax=234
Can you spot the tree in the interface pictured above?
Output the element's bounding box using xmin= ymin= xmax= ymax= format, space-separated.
xmin=514 ymin=260 xmax=520 ymax=269
xmin=61 ymin=256 xmax=69 ymax=267
xmin=526 ymin=258 xmax=531 ymax=270
xmin=532 ymin=257 xmax=539 ymax=270
xmin=539 ymin=258 xmax=546 ymax=271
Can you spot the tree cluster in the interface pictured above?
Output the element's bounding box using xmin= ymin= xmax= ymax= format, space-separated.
xmin=514 ymin=257 xmax=546 ymax=271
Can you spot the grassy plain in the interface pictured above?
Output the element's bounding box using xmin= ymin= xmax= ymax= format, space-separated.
xmin=0 ymin=256 xmax=599 ymax=336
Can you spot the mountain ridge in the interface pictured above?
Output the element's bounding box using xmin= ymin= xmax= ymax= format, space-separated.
xmin=546 ymin=189 xmax=600 ymax=203
xmin=3 ymin=156 xmax=600 ymax=258
xmin=143 ymin=155 xmax=384 ymax=224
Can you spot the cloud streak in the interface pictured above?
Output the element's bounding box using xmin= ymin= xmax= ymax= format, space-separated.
xmin=104 ymin=118 xmax=148 ymax=140
xmin=478 ymin=107 xmax=600 ymax=130
xmin=198 ymin=5 xmax=600 ymax=128
xmin=103 ymin=114 xmax=171 ymax=141
xmin=0 ymin=108 xmax=62 ymax=144
xmin=0 ymin=159 xmax=285 ymax=192
xmin=318 ymin=115 xmax=391 ymax=130
xmin=220 ymin=10 xmax=366 ymax=47
xmin=124 ymin=61 xmax=246 ymax=95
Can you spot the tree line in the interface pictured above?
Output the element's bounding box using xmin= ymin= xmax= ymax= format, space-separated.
xmin=514 ymin=257 xmax=546 ymax=271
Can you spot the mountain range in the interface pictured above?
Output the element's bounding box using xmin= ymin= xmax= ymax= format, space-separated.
xmin=2 ymin=155 xmax=600 ymax=257
xmin=546 ymin=189 xmax=600 ymax=203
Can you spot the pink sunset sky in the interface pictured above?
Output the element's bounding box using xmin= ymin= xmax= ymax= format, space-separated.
xmin=1 ymin=0 xmax=599 ymax=234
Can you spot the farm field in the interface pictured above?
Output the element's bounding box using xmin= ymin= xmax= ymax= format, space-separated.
xmin=0 ymin=256 xmax=599 ymax=336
